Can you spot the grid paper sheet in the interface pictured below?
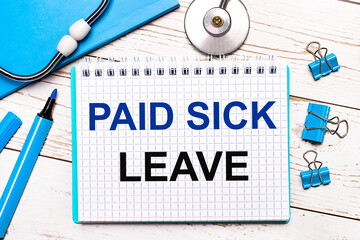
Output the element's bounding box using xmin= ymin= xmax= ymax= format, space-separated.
xmin=73 ymin=59 xmax=290 ymax=223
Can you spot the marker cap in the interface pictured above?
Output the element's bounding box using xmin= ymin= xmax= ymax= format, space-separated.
xmin=0 ymin=112 xmax=22 ymax=153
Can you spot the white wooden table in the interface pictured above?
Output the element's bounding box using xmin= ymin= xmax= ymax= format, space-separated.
xmin=1 ymin=0 xmax=360 ymax=239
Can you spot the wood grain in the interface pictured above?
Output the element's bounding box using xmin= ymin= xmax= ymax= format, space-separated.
xmin=84 ymin=0 xmax=360 ymax=108
xmin=0 ymin=0 xmax=359 ymax=238
xmin=5 ymin=0 xmax=360 ymax=109
xmin=289 ymin=98 xmax=360 ymax=220
xmin=1 ymin=76 xmax=360 ymax=220
xmin=1 ymin=149 xmax=359 ymax=240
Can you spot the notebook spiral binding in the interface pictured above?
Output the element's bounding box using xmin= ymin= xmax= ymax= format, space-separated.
xmin=81 ymin=55 xmax=280 ymax=78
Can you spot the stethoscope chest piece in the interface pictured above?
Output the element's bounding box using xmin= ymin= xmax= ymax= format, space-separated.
xmin=184 ymin=0 xmax=250 ymax=55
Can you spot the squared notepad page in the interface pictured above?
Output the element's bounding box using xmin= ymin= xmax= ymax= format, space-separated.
xmin=71 ymin=58 xmax=290 ymax=223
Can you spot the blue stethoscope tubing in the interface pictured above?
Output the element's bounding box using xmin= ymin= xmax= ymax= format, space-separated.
xmin=0 ymin=0 xmax=110 ymax=82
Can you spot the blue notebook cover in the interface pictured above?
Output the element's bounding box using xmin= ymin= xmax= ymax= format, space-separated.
xmin=0 ymin=0 xmax=179 ymax=99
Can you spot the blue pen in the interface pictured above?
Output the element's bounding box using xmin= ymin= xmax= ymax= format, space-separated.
xmin=0 ymin=89 xmax=57 ymax=239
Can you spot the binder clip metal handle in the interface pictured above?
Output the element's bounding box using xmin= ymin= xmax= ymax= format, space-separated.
xmin=306 ymin=41 xmax=322 ymax=59
xmin=305 ymin=112 xmax=349 ymax=139
xmin=302 ymin=103 xmax=349 ymax=143
xmin=306 ymin=41 xmax=340 ymax=80
xmin=314 ymin=47 xmax=333 ymax=72
xmin=300 ymin=150 xmax=331 ymax=189
xmin=303 ymin=150 xmax=322 ymax=185
xmin=336 ymin=120 xmax=349 ymax=138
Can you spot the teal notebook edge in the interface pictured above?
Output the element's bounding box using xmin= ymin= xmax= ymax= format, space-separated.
xmin=70 ymin=65 xmax=291 ymax=224
xmin=0 ymin=0 xmax=179 ymax=100
xmin=286 ymin=66 xmax=291 ymax=224
xmin=71 ymin=67 xmax=79 ymax=224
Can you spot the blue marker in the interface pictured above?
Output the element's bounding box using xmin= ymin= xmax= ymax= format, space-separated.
xmin=0 ymin=89 xmax=57 ymax=239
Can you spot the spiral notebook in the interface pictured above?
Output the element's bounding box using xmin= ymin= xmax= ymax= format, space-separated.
xmin=71 ymin=57 xmax=290 ymax=223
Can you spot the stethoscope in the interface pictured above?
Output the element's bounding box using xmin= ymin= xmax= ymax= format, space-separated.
xmin=1 ymin=0 xmax=249 ymax=82
xmin=0 ymin=0 xmax=110 ymax=82
xmin=184 ymin=0 xmax=250 ymax=55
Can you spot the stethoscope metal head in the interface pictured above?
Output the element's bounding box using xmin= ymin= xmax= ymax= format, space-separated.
xmin=184 ymin=0 xmax=250 ymax=55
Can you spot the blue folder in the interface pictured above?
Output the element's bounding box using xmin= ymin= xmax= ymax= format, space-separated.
xmin=0 ymin=0 xmax=179 ymax=99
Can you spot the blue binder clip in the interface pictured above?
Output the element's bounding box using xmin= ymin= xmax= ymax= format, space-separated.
xmin=306 ymin=41 xmax=340 ymax=80
xmin=300 ymin=150 xmax=331 ymax=189
xmin=301 ymin=103 xmax=349 ymax=143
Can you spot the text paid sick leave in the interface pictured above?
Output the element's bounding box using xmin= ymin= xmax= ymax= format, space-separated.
xmin=88 ymin=101 xmax=277 ymax=182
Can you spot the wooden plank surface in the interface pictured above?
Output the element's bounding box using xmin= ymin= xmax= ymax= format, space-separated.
xmin=0 ymin=0 xmax=359 ymax=238
xmin=2 ymin=90 xmax=360 ymax=220
xmin=1 ymin=149 xmax=359 ymax=240
xmin=289 ymin=98 xmax=360 ymax=220
xmin=81 ymin=0 xmax=360 ymax=108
